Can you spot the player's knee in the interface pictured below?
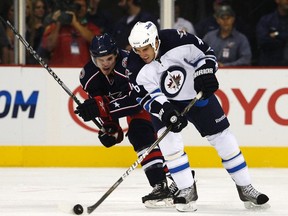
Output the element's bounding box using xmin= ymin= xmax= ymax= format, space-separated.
xmin=207 ymin=128 xmax=240 ymax=160
xmin=138 ymin=146 xmax=164 ymax=168
xmin=157 ymin=127 xmax=185 ymax=157
xmin=127 ymin=119 xmax=156 ymax=152
xmin=165 ymin=150 xmax=184 ymax=161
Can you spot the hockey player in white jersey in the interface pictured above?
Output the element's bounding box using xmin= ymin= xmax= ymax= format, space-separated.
xmin=126 ymin=21 xmax=269 ymax=212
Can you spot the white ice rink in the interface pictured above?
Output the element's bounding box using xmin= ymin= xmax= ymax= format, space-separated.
xmin=0 ymin=168 xmax=287 ymax=216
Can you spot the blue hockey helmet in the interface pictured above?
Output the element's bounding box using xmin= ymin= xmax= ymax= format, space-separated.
xmin=90 ymin=33 xmax=118 ymax=58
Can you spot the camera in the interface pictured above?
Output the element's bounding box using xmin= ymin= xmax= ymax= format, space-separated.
xmin=54 ymin=0 xmax=82 ymax=25
xmin=269 ymin=27 xmax=279 ymax=38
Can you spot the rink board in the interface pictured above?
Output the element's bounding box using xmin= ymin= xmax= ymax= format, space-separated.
xmin=0 ymin=66 xmax=287 ymax=167
xmin=0 ymin=145 xmax=287 ymax=167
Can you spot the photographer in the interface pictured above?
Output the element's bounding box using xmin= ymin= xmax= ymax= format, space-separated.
xmin=40 ymin=0 xmax=101 ymax=66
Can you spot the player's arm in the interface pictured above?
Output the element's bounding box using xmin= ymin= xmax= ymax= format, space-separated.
xmin=193 ymin=49 xmax=219 ymax=99
xmin=184 ymin=35 xmax=219 ymax=99
xmin=107 ymin=94 xmax=142 ymax=119
xmin=74 ymin=95 xmax=111 ymax=122
xmin=77 ymin=82 xmax=142 ymax=121
xmin=74 ymin=86 xmax=142 ymax=121
xmin=131 ymin=69 xmax=187 ymax=133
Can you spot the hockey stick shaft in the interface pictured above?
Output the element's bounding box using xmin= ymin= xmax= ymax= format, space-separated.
xmin=0 ymin=16 xmax=102 ymax=129
xmin=87 ymin=91 xmax=203 ymax=214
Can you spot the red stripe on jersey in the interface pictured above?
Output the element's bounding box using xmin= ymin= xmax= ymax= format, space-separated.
xmin=142 ymin=149 xmax=163 ymax=164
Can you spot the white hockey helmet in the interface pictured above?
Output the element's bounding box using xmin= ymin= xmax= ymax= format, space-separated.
xmin=128 ymin=21 xmax=160 ymax=55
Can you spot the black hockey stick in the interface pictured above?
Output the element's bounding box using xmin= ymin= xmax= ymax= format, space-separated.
xmin=87 ymin=91 xmax=203 ymax=214
xmin=0 ymin=16 xmax=102 ymax=129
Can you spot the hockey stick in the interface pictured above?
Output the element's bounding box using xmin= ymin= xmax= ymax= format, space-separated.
xmin=87 ymin=91 xmax=203 ymax=214
xmin=0 ymin=16 xmax=102 ymax=129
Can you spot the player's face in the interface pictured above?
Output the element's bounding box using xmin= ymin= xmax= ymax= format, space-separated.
xmin=134 ymin=44 xmax=155 ymax=64
xmin=95 ymin=54 xmax=117 ymax=76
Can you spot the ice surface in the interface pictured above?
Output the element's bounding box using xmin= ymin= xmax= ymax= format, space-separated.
xmin=0 ymin=168 xmax=286 ymax=216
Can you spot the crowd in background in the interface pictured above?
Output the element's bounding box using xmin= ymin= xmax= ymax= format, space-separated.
xmin=0 ymin=0 xmax=287 ymax=66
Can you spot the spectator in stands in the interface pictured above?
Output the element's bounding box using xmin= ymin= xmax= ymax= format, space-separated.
xmin=40 ymin=0 xmax=101 ymax=66
xmin=195 ymin=0 xmax=230 ymax=39
xmin=203 ymin=5 xmax=252 ymax=66
xmin=112 ymin=0 xmax=159 ymax=51
xmin=173 ymin=0 xmax=196 ymax=34
xmin=26 ymin=0 xmax=47 ymax=64
xmin=0 ymin=21 xmax=10 ymax=64
xmin=0 ymin=0 xmax=14 ymax=64
xmin=86 ymin=0 xmax=114 ymax=34
xmin=256 ymin=0 xmax=288 ymax=66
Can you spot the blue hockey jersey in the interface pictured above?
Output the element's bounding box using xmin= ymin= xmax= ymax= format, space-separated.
xmin=79 ymin=49 xmax=142 ymax=119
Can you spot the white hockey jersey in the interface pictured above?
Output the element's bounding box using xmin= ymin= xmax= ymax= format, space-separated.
xmin=127 ymin=29 xmax=217 ymax=118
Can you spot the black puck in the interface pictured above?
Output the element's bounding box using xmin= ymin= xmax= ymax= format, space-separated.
xmin=73 ymin=204 xmax=84 ymax=215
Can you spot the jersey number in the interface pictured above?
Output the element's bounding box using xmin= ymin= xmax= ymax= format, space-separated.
xmin=132 ymin=83 xmax=141 ymax=93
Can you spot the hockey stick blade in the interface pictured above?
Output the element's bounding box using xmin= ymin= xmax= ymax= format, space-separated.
xmin=87 ymin=91 xmax=203 ymax=214
xmin=0 ymin=16 xmax=102 ymax=129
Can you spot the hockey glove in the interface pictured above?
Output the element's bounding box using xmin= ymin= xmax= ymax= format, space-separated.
xmin=194 ymin=67 xmax=219 ymax=99
xmin=160 ymin=102 xmax=188 ymax=133
xmin=74 ymin=96 xmax=110 ymax=122
xmin=98 ymin=121 xmax=124 ymax=148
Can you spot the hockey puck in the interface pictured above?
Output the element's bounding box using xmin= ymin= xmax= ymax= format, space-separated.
xmin=73 ymin=204 xmax=84 ymax=215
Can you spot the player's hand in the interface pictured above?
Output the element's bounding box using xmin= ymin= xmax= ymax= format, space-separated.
xmin=194 ymin=68 xmax=219 ymax=99
xmin=160 ymin=102 xmax=187 ymax=133
xmin=98 ymin=121 xmax=124 ymax=147
xmin=74 ymin=96 xmax=110 ymax=122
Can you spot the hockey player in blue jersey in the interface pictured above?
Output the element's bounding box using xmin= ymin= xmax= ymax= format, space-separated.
xmin=127 ymin=21 xmax=269 ymax=212
xmin=74 ymin=34 xmax=174 ymax=207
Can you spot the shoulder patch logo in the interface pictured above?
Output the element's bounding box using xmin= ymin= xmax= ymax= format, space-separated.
xmin=194 ymin=35 xmax=204 ymax=45
xmin=122 ymin=57 xmax=128 ymax=68
xmin=177 ymin=29 xmax=187 ymax=38
xmin=125 ymin=69 xmax=132 ymax=77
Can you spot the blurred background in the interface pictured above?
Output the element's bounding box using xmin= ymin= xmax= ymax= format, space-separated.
xmin=0 ymin=0 xmax=284 ymax=66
